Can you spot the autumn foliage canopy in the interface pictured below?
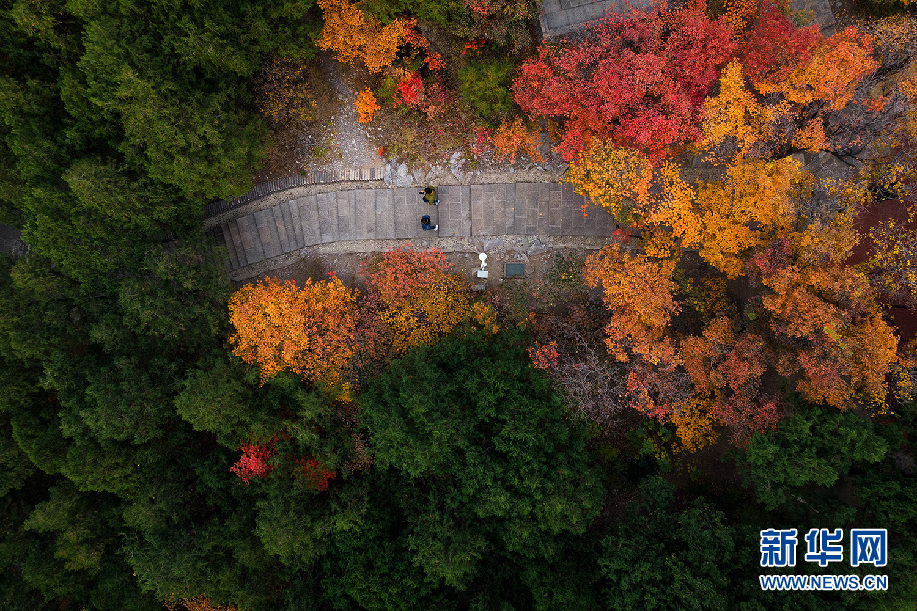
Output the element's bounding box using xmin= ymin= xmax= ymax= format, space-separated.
xmin=362 ymin=246 xmax=470 ymax=354
xmin=228 ymin=276 xmax=359 ymax=386
xmin=512 ymin=0 xmax=736 ymax=161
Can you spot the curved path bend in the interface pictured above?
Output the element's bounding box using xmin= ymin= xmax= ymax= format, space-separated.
xmin=210 ymin=183 xmax=617 ymax=274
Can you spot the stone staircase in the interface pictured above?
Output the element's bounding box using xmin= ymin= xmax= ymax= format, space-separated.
xmin=214 ymin=183 xmax=616 ymax=272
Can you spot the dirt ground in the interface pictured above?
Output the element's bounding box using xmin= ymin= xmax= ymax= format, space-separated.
xmin=232 ymin=238 xmax=607 ymax=299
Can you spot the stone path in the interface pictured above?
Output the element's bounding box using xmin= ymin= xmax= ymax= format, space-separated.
xmin=213 ymin=183 xmax=616 ymax=272
xmin=789 ymin=0 xmax=836 ymax=36
xmin=540 ymin=0 xmax=835 ymax=39
xmin=539 ymin=0 xmax=655 ymax=39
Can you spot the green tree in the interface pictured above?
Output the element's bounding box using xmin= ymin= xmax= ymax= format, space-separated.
xmin=358 ymin=326 xmax=604 ymax=593
xmin=599 ymin=476 xmax=735 ymax=611
xmin=739 ymin=400 xmax=888 ymax=510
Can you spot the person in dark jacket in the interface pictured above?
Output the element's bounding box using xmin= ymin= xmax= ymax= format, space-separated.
xmin=420 ymin=187 xmax=439 ymax=205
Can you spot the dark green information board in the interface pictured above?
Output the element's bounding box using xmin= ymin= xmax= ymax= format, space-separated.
xmin=505 ymin=263 xmax=525 ymax=278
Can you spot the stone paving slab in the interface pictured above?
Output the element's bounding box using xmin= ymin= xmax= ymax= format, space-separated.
xmin=273 ymin=206 xmax=291 ymax=253
xmin=376 ymin=190 xmax=395 ymax=240
xmin=221 ymin=223 xmax=240 ymax=270
xmin=317 ymin=192 xmax=336 ymax=243
xmin=236 ymin=215 xmax=265 ymax=264
xmin=218 ymin=183 xmax=619 ymax=272
xmin=298 ymin=197 xmax=320 ymax=247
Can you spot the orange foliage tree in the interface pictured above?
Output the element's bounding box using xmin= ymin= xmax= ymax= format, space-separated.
xmin=755 ymin=222 xmax=899 ymax=410
xmin=490 ymin=117 xmax=545 ymax=164
xmin=754 ymin=27 xmax=877 ymax=111
xmin=579 ymin=157 xmax=900 ymax=451
xmin=754 ymin=28 xmax=877 ymax=116
xmin=355 ymin=88 xmax=380 ymax=123
xmin=316 ymin=0 xmax=409 ymax=73
xmin=361 ymin=245 xmax=470 ymax=354
xmin=227 ymin=276 xmax=359 ymax=385
xmin=699 ymin=4 xmax=880 ymax=165
xmin=583 ymin=243 xmax=680 ymax=364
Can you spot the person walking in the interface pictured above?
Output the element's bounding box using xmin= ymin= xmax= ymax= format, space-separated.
xmin=420 ymin=186 xmax=438 ymax=205
xmin=420 ymin=215 xmax=438 ymax=231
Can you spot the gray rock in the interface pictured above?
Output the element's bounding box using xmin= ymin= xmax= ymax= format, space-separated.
xmin=397 ymin=163 xmax=409 ymax=177
xmin=527 ymin=238 xmax=547 ymax=256
xmin=483 ymin=238 xmax=505 ymax=251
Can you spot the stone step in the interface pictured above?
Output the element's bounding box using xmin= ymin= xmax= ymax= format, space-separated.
xmin=316 ymin=192 xmax=337 ymax=243
xmin=216 ymin=183 xmax=622 ymax=271
xmin=274 ymin=203 xmax=292 ymax=253
xmin=283 ymin=200 xmax=303 ymax=250
xmin=337 ymin=190 xmax=354 ymax=242
xmin=375 ymin=189 xmax=395 ymax=240
xmin=353 ymin=189 xmax=370 ymax=240
xmin=254 ymin=208 xmax=282 ymax=259
xmin=226 ymin=218 xmax=248 ymax=268
xmin=298 ymin=196 xmax=320 ymax=247
xmin=236 ymin=214 xmax=265 ymax=264
xmin=220 ymin=222 xmax=241 ymax=270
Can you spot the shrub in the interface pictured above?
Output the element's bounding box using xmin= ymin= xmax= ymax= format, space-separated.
xmin=458 ymin=59 xmax=516 ymax=123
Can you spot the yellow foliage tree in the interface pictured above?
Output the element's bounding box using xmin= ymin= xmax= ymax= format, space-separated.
xmin=700 ymin=61 xmax=784 ymax=163
xmin=669 ymin=396 xmax=720 ymax=453
xmin=227 ymin=276 xmax=359 ymax=385
xmin=672 ymin=157 xmax=800 ymax=278
xmin=565 ymin=141 xmax=654 ymax=223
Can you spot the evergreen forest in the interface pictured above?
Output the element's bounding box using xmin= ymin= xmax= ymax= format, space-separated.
xmin=1 ymin=0 xmax=916 ymax=609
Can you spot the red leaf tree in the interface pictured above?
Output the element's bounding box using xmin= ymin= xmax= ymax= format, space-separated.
xmin=361 ymin=245 xmax=470 ymax=354
xmin=512 ymin=0 xmax=736 ymax=161
xmin=737 ymin=0 xmax=820 ymax=87
xmin=230 ymin=441 xmax=277 ymax=484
